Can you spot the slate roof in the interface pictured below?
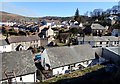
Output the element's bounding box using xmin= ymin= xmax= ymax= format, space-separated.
xmin=7 ymin=35 xmax=40 ymax=43
xmin=105 ymin=47 xmax=120 ymax=56
xmin=0 ymin=39 xmax=8 ymax=46
xmin=0 ymin=50 xmax=36 ymax=80
xmin=102 ymin=36 xmax=119 ymax=41
xmin=91 ymin=23 xmax=106 ymax=30
xmin=77 ymin=36 xmax=119 ymax=42
xmin=45 ymin=44 xmax=95 ymax=68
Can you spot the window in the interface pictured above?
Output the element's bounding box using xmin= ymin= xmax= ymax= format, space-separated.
xmin=34 ymin=45 xmax=36 ymax=48
xmin=86 ymin=61 xmax=89 ymax=64
xmin=100 ymin=42 xmax=102 ymax=44
xmin=88 ymin=41 xmax=90 ymax=44
xmin=117 ymin=41 xmax=119 ymax=44
xmin=36 ymin=44 xmax=38 ymax=47
xmin=20 ymin=76 xmax=22 ymax=81
xmin=3 ymin=46 xmax=6 ymax=49
xmin=106 ymin=41 xmax=109 ymax=44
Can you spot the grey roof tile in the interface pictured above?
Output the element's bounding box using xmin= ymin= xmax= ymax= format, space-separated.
xmin=91 ymin=23 xmax=106 ymax=30
xmin=0 ymin=39 xmax=8 ymax=46
xmin=7 ymin=35 xmax=40 ymax=43
xmin=46 ymin=44 xmax=95 ymax=68
xmin=0 ymin=50 xmax=36 ymax=80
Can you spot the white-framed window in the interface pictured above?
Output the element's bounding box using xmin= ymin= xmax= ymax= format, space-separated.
xmin=3 ymin=46 xmax=6 ymax=49
xmin=117 ymin=41 xmax=119 ymax=44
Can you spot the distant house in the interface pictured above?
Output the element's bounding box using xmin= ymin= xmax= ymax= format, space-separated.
xmin=0 ymin=22 xmax=16 ymax=26
xmin=108 ymin=15 xmax=120 ymax=25
xmin=77 ymin=36 xmax=119 ymax=47
xmin=41 ymin=44 xmax=96 ymax=77
xmin=29 ymin=25 xmax=39 ymax=32
xmin=6 ymin=35 xmax=41 ymax=51
xmin=69 ymin=20 xmax=82 ymax=28
xmin=0 ymin=50 xmax=37 ymax=83
xmin=39 ymin=26 xmax=54 ymax=44
xmin=0 ymin=39 xmax=12 ymax=53
xmin=102 ymin=36 xmax=120 ymax=47
xmin=91 ymin=23 xmax=106 ymax=36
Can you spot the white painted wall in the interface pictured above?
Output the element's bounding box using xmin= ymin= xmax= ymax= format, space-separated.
xmin=78 ymin=60 xmax=92 ymax=67
xmin=47 ymin=23 xmax=52 ymax=26
xmin=52 ymin=60 xmax=93 ymax=76
xmin=1 ymin=73 xmax=36 ymax=83
xmin=41 ymin=49 xmax=51 ymax=69
xmin=47 ymin=26 xmax=54 ymax=36
xmin=53 ymin=66 xmax=69 ymax=76
xmin=0 ymin=45 xmax=12 ymax=53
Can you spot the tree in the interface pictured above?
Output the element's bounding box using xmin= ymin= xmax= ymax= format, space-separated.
xmin=83 ymin=25 xmax=92 ymax=35
xmin=112 ymin=5 xmax=118 ymax=14
xmin=74 ymin=8 xmax=81 ymax=22
xmin=84 ymin=11 xmax=89 ymax=16
xmin=92 ymin=9 xmax=103 ymax=17
xmin=106 ymin=9 xmax=112 ymax=15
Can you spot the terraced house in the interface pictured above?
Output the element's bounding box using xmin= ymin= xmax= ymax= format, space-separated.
xmin=39 ymin=44 xmax=105 ymax=80
xmin=77 ymin=36 xmax=120 ymax=47
xmin=5 ymin=35 xmax=41 ymax=51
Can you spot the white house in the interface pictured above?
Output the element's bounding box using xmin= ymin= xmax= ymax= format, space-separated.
xmin=39 ymin=26 xmax=54 ymax=44
xmin=77 ymin=36 xmax=120 ymax=47
xmin=0 ymin=50 xmax=37 ymax=83
xmin=0 ymin=39 xmax=12 ymax=53
xmin=41 ymin=44 xmax=97 ymax=77
xmin=0 ymin=22 xmax=16 ymax=26
xmin=91 ymin=23 xmax=106 ymax=36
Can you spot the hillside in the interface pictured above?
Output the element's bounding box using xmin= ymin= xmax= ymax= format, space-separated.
xmin=0 ymin=11 xmax=25 ymax=22
xmin=0 ymin=11 xmax=90 ymax=23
